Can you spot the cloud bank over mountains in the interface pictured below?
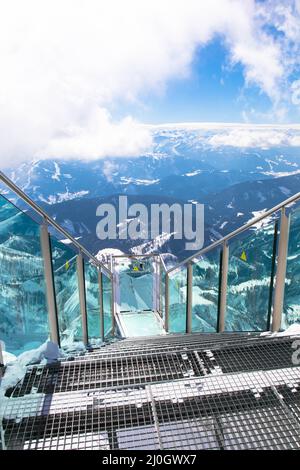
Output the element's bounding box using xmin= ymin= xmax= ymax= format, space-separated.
xmin=1 ymin=0 xmax=300 ymax=166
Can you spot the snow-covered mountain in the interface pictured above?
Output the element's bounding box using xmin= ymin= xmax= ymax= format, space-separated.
xmin=2 ymin=125 xmax=300 ymax=261
xmin=4 ymin=126 xmax=300 ymax=205
xmin=38 ymin=172 xmax=300 ymax=262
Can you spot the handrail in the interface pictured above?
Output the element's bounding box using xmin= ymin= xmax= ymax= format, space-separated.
xmin=112 ymin=253 xmax=160 ymax=258
xmin=112 ymin=251 xmax=168 ymax=273
xmin=0 ymin=170 xmax=112 ymax=277
xmin=167 ymin=190 xmax=300 ymax=274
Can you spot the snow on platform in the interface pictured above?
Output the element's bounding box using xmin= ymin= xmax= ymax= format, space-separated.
xmin=1 ymin=333 xmax=300 ymax=450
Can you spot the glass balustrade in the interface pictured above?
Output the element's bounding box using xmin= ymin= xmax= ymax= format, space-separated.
xmin=282 ymin=205 xmax=300 ymax=328
xmin=84 ymin=261 xmax=101 ymax=341
xmin=192 ymin=247 xmax=221 ymax=332
xmin=169 ymin=267 xmax=187 ymax=333
xmin=118 ymin=257 xmax=154 ymax=312
xmin=0 ymin=195 xmax=49 ymax=355
xmin=2 ymin=171 xmax=300 ymax=354
xmin=103 ymin=273 xmax=113 ymax=338
xmin=225 ymin=222 xmax=277 ymax=332
xmin=160 ymin=267 xmax=166 ymax=321
xmin=0 ymin=186 xmax=115 ymax=351
xmin=50 ymin=238 xmax=82 ymax=346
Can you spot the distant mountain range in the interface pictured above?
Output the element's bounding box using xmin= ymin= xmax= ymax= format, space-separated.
xmin=2 ymin=126 xmax=300 ymax=262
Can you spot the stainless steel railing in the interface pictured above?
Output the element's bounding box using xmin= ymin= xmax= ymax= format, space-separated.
xmin=0 ymin=170 xmax=112 ymax=277
xmin=167 ymin=190 xmax=300 ymax=275
xmin=164 ymin=192 xmax=300 ymax=334
xmin=1 ymin=167 xmax=300 ymax=345
xmin=0 ymin=170 xmax=113 ymax=347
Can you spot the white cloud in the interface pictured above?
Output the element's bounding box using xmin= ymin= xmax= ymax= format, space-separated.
xmin=149 ymin=122 xmax=300 ymax=149
xmin=39 ymin=108 xmax=153 ymax=160
xmin=0 ymin=0 xmax=298 ymax=167
xmin=206 ymin=126 xmax=300 ymax=148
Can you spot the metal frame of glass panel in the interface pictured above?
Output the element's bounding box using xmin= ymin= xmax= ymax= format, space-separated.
xmin=282 ymin=204 xmax=300 ymax=329
xmin=165 ymin=192 xmax=300 ymax=336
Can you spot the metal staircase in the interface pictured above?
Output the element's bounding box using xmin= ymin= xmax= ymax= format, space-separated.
xmin=2 ymin=332 xmax=300 ymax=450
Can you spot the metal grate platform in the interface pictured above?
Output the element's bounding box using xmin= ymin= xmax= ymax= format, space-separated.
xmin=6 ymin=337 xmax=298 ymax=398
xmin=1 ymin=334 xmax=300 ymax=450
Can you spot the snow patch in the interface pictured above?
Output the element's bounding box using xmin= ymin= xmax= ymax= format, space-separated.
xmin=247 ymin=209 xmax=273 ymax=229
xmin=260 ymin=323 xmax=300 ymax=337
xmin=262 ymin=169 xmax=300 ymax=178
xmin=131 ymin=232 xmax=174 ymax=255
xmin=219 ymin=221 xmax=228 ymax=229
xmin=0 ymin=341 xmax=61 ymax=395
xmin=2 ymin=351 xmax=17 ymax=366
xmin=279 ymin=186 xmax=292 ymax=196
xmin=96 ymin=248 xmax=124 ymax=265
xmin=39 ymin=190 xmax=89 ymax=204
xmin=184 ymin=170 xmax=203 ymax=177
xmin=120 ymin=177 xmax=159 ymax=186
xmin=60 ymin=236 xmax=82 ymax=245
xmin=51 ymin=162 xmax=61 ymax=181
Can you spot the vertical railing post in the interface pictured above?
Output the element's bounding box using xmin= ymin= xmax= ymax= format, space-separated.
xmin=40 ymin=223 xmax=60 ymax=346
xmin=98 ymin=269 xmax=104 ymax=342
xmin=111 ymin=273 xmax=115 ymax=336
xmin=165 ymin=273 xmax=169 ymax=332
xmin=159 ymin=261 xmax=163 ymax=317
xmin=77 ymin=253 xmax=88 ymax=345
xmin=155 ymin=256 xmax=160 ymax=314
xmin=0 ymin=341 xmax=3 ymax=366
xmin=218 ymin=241 xmax=229 ymax=333
xmin=267 ymin=221 xmax=279 ymax=330
xmin=272 ymin=207 xmax=290 ymax=332
xmin=110 ymin=256 xmax=116 ymax=336
xmin=186 ymin=263 xmax=193 ymax=334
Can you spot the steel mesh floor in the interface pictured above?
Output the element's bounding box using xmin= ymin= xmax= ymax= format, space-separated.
xmin=6 ymin=337 xmax=297 ymax=398
xmin=1 ymin=335 xmax=300 ymax=450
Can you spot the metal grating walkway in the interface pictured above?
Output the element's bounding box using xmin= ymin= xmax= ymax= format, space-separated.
xmin=1 ymin=334 xmax=300 ymax=450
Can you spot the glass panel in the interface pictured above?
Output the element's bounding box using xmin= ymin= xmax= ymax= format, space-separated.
xmin=192 ymin=248 xmax=220 ymax=332
xmin=169 ymin=268 xmax=187 ymax=333
xmin=51 ymin=238 xmax=81 ymax=346
xmin=282 ymin=205 xmax=300 ymax=328
xmin=85 ymin=261 xmax=101 ymax=340
xmin=0 ymin=195 xmax=49 ymax=355
xmin=118 ymin=311 xmax=165 ymax=337
xmin=103 ymin=273 xmax=113 ymax=337
xmin=118 ymin=258 xmax=153 ymax=312
xmin=225 ymin=223 xmax=276 ymax=332
xmin=160 ymin=267 xmax=166 ymax=321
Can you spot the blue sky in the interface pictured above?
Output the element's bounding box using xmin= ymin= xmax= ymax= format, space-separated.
xmin=119 ymin=37 xmax=274 ymax=124
xmin=115 ymin=24 xmax=300 ymax=126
